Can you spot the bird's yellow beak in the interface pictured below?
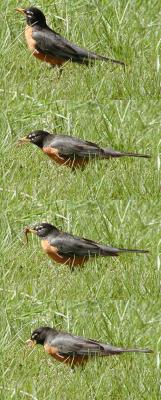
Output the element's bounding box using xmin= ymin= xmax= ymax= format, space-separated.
xmin=26 ymin=339 xmax=36 ymax=348
xmin=17 ymin=137 xmax=30 ymax=145
xmin=16 ymin=8 xmax=26 ymax=15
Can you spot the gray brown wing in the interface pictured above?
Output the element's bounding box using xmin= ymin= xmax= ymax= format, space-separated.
xmin=49 ymin=232 xmax=119 ymax=257
xmin=49 ymin=333 xmax=104 ymax=356
xmin=50 ymin=233 xmax=101 ymax=257
xmin=46 ymin=134 xmax=103 ymax=159
xmin=32 ymin=28 xmax=105 ymax=64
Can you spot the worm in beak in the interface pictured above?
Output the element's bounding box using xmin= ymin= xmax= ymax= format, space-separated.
xmin=16 ymin=8 xmax=26 ymax=15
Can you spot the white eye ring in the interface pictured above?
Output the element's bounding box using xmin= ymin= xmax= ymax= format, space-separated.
xmin=32 ymin=333 xmax=37 ymax=339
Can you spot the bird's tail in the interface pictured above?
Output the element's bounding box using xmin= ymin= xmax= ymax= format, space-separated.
xmin=92 ymin=54 xmax=126 ymax=68
xmin=97 ymin=55 xmax=125 ymax=67
xmin=99 ymin=245 xmax=149 ymax=257
xmin=102 ymin=148 xmax=151 ymax=159
xmin=122 ymin=348 xmax=153 ymax=354
xmin=82 ymin=51 xmax=125 ymax=67
xmin=117 ymin=248 xmax=149 ymax=254
xmin=102 ymin=345 xmax=153 ymax=355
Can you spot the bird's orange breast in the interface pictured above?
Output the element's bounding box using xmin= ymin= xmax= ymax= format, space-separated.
xmin=42 ymin=147 xmax=88 ymax=169
xmin=41 ymin=239 xmax=87 ymax=267
xmin=34 ymin=52 xmax=65 ymax=66
xmin=44 ymin=343 xmax=88 ymax=366
xmin=25 ymin=26 xmax=37 ymax=52
xmin=42 ymin=147 xmax=67 ymax=165
xmin=25 ymin=26 xmax=64 ymax=66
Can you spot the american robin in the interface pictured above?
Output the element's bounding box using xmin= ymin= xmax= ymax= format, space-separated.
xmin=18 ymin=131 xmax=151 ymax=169
xmin=24 ymin=222 xmax=149 ymax=268
xmin=16 ymin=7 xmax=125 ymax=71
xmin=26 ymin=326 xmax=152 ymax=367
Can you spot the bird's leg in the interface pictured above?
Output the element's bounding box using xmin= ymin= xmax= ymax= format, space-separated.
xmin=57 ymin=65 xmax=63 ymax=79
xmin=48 ymin=64 xmax=63 ymax=79
xmin=69 ymin=265 xmax=75 ymax=273
xmin=70 ymin=364 xmax=76 ymax=372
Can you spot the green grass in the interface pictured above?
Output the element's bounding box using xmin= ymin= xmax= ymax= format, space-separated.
xmin=0 ymin=0 xmax=161 ymax=399
xmin=0 ymin=299 xmax=160 ymax=399
xmin=1 ymin=0 xmax=161 ymax=98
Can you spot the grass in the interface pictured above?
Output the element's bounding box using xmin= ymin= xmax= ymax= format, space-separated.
xmin=1 ymin=0 xmax=161 ymax=98
xmin=0 ymin=0 xmax=161 ymax=399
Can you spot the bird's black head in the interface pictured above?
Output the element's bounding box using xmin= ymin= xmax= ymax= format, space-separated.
xmin=27 ymin=130 xmax=50 ymax=148
xmin=16 ymin=7 xmax=47 ymax=27
xmin=30 ymin=222 xmax=58 ymax=237
xmin=30 ymin=327 xmax=57 ymax=345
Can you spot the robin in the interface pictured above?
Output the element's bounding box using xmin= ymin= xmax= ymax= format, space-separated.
xmin=18 ymin=131 xmax=151 ymax=169
xmin=26 ymin=326 xmax=152 ymax=367
xmin=24 ymin=222 xmax=149 ymax=268
xmin=16 ymin=7 xmax=125 ymax=71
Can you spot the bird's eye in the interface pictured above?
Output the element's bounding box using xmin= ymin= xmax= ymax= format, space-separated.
xmin=32 ymin=333 xmax=37 ymax=339
xmin=37 ymin=226 xmax=43 ymax=231
xmin=29 ymin=134 xmax=34 ymax=140
xmin=26 ymin=10 xmax=33 ymax=16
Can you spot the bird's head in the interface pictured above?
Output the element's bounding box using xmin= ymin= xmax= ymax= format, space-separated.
xmin=18 ymin=131 xmax=50 ymax=148
xmin=24 ymin=223 xmax=58 ymax=240
xmin=26 ymin=327 xmax=56 ymax=347
xmin=16 ymin=7 xmax=46 ymax=27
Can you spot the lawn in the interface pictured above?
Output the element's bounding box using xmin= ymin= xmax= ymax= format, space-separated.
xmin=0 ymin=0 xmax=161 ymax=399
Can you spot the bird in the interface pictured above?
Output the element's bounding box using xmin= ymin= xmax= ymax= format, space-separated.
xmin=18 ymin=131 xmax=151 ymax=169
xmin=24 ymin=222 xmax=149 ymax=268
xmin=16 ymin=6 xmax=125 ymax=72
xmin=26 ymin=326 xmax=152 ymax=368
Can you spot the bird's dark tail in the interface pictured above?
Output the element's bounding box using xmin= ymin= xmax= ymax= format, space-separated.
xmin=117 ymin=248 xmax=149 ymax=254
xmin=99 ymin=244 xmax=149 ymax=257
xmin=102 ymin=148 xmax=151 ymax=159
xmin=122 ymin=348 xmax=153 ymax=354
xmin=97 ymin=55 xmax=125 ymax=67
xmin=102 ymin=345 xmax=153 ymax=355
xmin=81 ymin=51 xmax=125 ymax=67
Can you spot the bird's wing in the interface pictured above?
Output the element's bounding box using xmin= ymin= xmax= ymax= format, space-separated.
xmin=49 ymin=233 xmax=102 ymax=257
xmin=32 ymin=28 xmax=100 ymax=63
xmin=49 ymin=333 xmax=104 ymax=356
xmin=48 ymin=135 xmax=102 ymax=159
